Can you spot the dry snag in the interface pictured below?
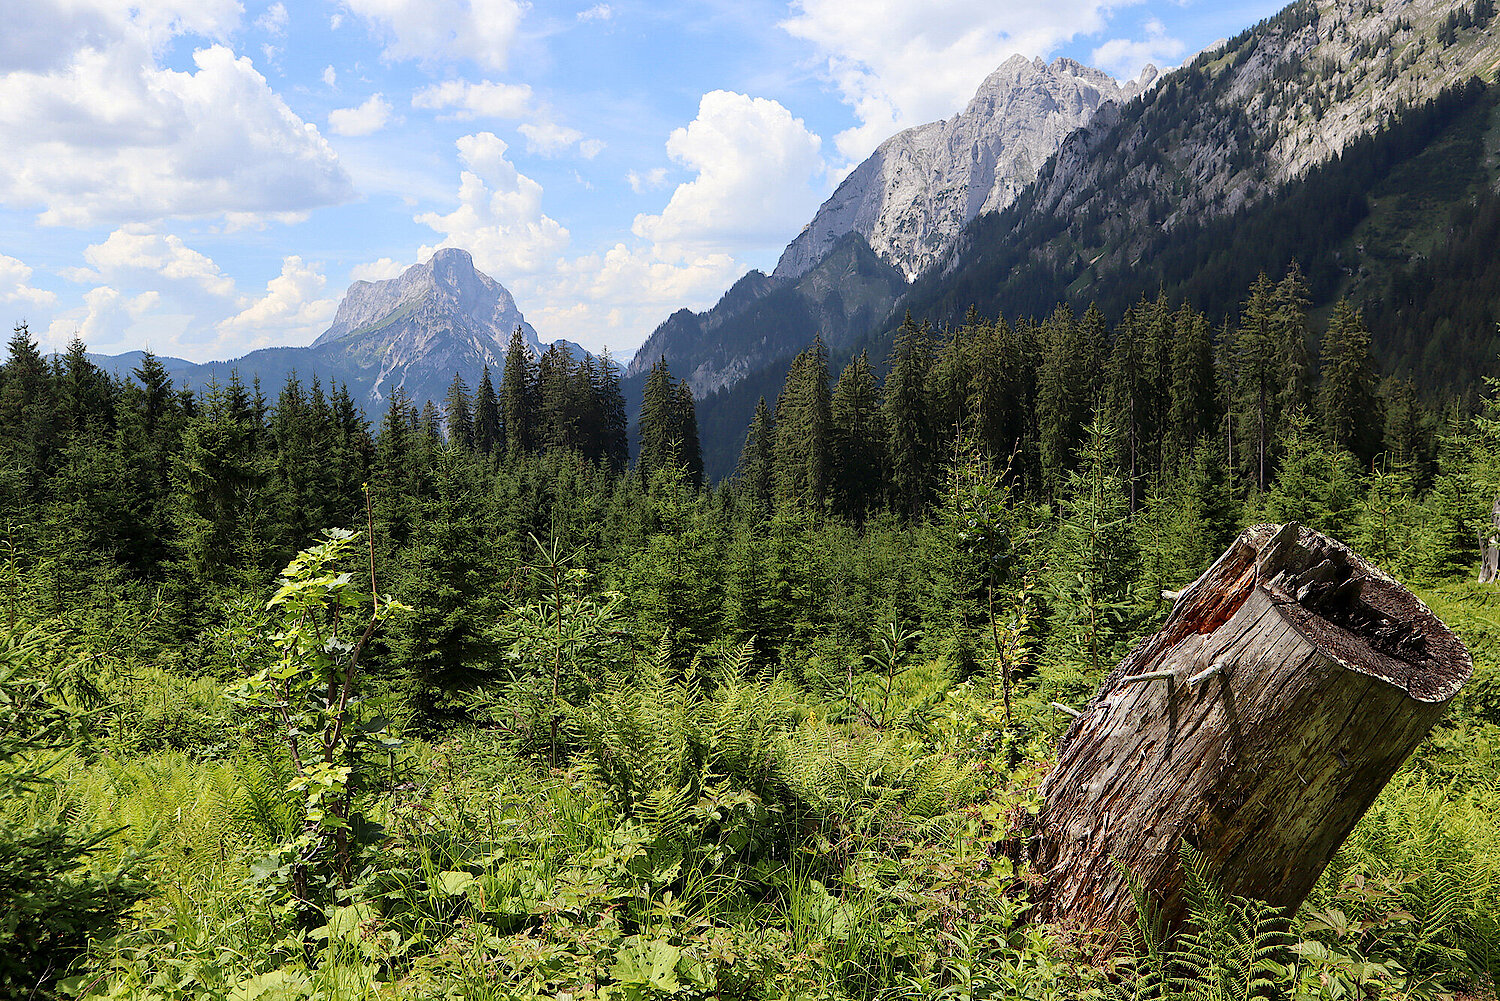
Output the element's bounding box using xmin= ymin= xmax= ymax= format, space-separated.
xmin=1030 ymin=523 xmax=1472 ymax=936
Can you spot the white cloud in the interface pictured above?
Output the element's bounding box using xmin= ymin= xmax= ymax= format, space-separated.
xmin=0 ymin=0 xmax=241 ymax=74
xmin=0 ymin=35 xmax=353 ymax=226
xmin=0 ymin=255 xmax=56 ymax=307
xmin=72 ymin=225 xmax=237 ymax=298
xmin=516 ymin=243 xmax=742 ymax=355
xmin=1091 ymin=18 xmax=1185 ymax=81
xmin=349 ymin=257 xmax=409 ymax=282
xmin=577 ymin=4 xmax=612 ymax=22
xmin=322 ymin=64 xmax=337 ymax=87
xmin=416 ymin=132 xmax=570 ymax=277
xmin=519 ymin=121 xmax=584 ymax=156
xmin=412 ymin=78 xmax=532 ymax=119
xmin=256 ymin=3 xmax=289 ymax=36
xmin=627 ymin=167 xmax=669 ymax=192
xmin=781 ymin=0 xmax=1123 ymax=162
xmin=45 ymin=286 xmax=161 ymax=351
xmin=217 ymin=256 xmax=339 ymax=345
xmin=329 ymin=93 xmax=394 ymax=136
xmin=632 ymin=91 xmax=824 ymax=255
xmin=579 ymin=138 xmax=605 ymax=159
xmin=341 ymin=0 xmax=526 ymax=71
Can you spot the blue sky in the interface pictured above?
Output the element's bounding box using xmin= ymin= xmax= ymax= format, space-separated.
xmin=0 ymin=0 xmax=1287 ymax=363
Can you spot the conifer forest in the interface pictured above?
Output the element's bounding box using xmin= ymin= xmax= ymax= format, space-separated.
xmin=7 ymin=254 xmax=1500 ymax=1000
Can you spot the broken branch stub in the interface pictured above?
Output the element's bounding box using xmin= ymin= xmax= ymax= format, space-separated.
xmin=1030 ymin=523 xmax=1472 ymax=937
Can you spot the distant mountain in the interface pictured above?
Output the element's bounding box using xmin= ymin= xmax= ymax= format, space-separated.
xmin=626 ymin=233 xmax=906 ymax=397
xmin=92 ymin=248 xmax=583 ymax=411
xmin=627 ymin=53 xmax=1148 ymax=402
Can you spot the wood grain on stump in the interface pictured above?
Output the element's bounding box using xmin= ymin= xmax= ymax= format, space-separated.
xmin=1031 ymin=523 xmax=1472 ymax=936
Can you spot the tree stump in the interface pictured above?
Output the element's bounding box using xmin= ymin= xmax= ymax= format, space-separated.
xmin=1030 ymin=523 xmax=1472 ymax=936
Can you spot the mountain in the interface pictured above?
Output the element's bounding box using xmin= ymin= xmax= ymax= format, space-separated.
xmin=899 ymin=0 xmax=1500 ymax=333
xmin=626 ymin=233 xmax=907 ymax=397
xmin=92 ymin=248 xmax=580 ymax=411
xmin=627 ymin=53 xmax=1150 ymax=401
xmin=686 ymin=0 xmax=1500 ymax=479
xmin=774 ymin=55 xmax=1157 ymax=283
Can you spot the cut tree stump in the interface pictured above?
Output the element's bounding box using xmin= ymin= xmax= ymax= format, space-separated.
xmin=1030 ymin=523 xmax=1472 ymax=937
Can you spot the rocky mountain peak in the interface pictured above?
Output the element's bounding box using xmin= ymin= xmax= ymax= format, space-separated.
xmin=772 ymin=52 xmax=1146 ymax=283
xmin=316 ymin=248 xmax=539 ymax=354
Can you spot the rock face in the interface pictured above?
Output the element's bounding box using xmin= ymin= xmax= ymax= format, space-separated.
xmin=628 ymin=54 xmax=1146 ymax=396
xmin=925 ymin=0 xmax=1500 ymax=310
xmin=774 ymin=56 xmax=1157 ymax=282
xmin=313 ymin=248 xmax=543 ymax=403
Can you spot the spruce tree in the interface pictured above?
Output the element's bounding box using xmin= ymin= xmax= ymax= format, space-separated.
xmin=638 ymin=359 xmax=702 ymax=487
xmin=595 ymin=349 xmax=629 ymax=474
xmin=500 ymin=326 xmax=536 ymax=454
xmin=737 ymin=396 xmax=777 ymax=517
xmin=884 ymin=313 xmax=935 ymax=517
xmin=673 ymin=379 xmax=704 ymax=489
xmin=474 ymin=365 xmax=502 ymax=456
xmin=1317 ymin=299 xmax=1379 ymax=462
xmin=771 ymin=337 xmax=832 ymax=512
xmin=829 ymin=351 xmax=884 ymax=520
xmin=443 ymin=371 xmax=474 ymax=449
xmin=638 ymin=359 xmax=676 ymax=483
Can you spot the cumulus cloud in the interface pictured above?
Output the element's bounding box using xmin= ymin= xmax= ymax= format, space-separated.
xmin=322 ymin=64 xmax=337 ymax=87
xmin=1091 ymin=18 xmax=1185 ymax=81
xmin=519 ymin=242 xmax=740 ymax=351
xmin=217 ymin=256 xmax=339 ymax=345
xmin=341 ymin=0 xmax=526 ymax=71
xmin=577 ymin=4 xmax=612 ymax=22
xmin=412 ymin=78 xmax=532 ymax=119
xmin=632 ymin=91 xmax=824 ymax=255
xmin=519 ymin=121 xmax=584 ymax=156
xmin=70 ymin=225 xmax=237 ymax=298
xmin=329 ymin=93 xmax=394 ymax=136
xmin=0 ymin=0 xmax=241 ymax=74
xmin=0 ymin=255 xmax=56 ymax=307
xmin=416 ymin=132 xmax=570 ymax=277
xmin=781 ymin=0 xmax=1123 ymax=162
xmin=349 ymin=257 xmax=410 ymax=283
xmin=0 ymin=31 xmax=353 ymax=226
xmin=46 ymin=286 xmax=161 ymax=351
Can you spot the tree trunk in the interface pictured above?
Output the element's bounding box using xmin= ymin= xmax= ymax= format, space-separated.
xmin=1479 ymin=496 xmax=1500 ymax=584
xmin=1030 ymin=522 xmax=1471 ymax=937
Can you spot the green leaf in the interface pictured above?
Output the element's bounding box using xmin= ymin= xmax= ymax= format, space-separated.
xmin=436 ymin=870 xmax=478 ymax=896
xmin=612 ymin=935 xmax=682 ymax=993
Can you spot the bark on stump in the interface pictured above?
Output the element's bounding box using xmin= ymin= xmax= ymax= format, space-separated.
xmin=1031 ymin=522 xmax=1472 ymax=936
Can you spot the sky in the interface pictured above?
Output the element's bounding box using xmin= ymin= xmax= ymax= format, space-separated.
xmin=0 ymin=0 xmax=1288 ymax=364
